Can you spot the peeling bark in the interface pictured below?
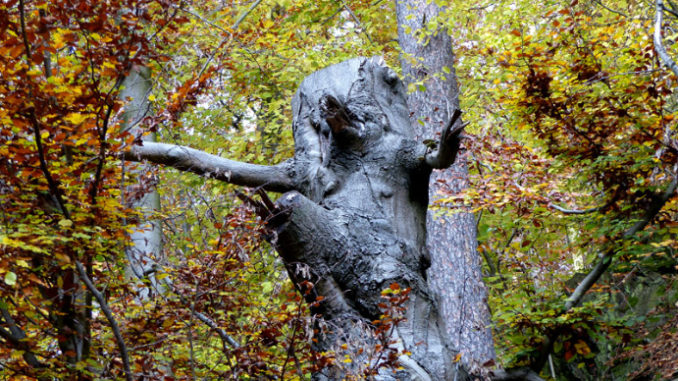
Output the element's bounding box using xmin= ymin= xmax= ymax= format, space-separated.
xmin=128 ymin=57 xmax=469 ymax=380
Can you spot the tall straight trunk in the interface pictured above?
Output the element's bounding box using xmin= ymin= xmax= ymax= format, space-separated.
xmin=395 ymin=0 xmax=496 ymax=370
xmin=120 ymin=66 xmax=163 ymax=298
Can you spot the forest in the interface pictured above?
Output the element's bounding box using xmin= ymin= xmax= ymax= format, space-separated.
xmin=0 ymin=0 xmax=677 ymax=380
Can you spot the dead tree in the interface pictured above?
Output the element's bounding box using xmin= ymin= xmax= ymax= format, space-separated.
xmin=126 ymin=57 xmax=467 ymax=380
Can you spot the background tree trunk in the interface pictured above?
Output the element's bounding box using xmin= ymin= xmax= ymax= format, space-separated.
xmin=119 ymin=66 xmax=164 ymax=299
xmin=395 ymin=0 xmax=496 ymax=371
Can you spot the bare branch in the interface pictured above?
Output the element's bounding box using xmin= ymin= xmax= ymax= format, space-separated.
xmin=124 ymin=142 xmax=295 ymax=192
xmin=593 ymin=0 xmax=628 ymax=18
xmin=19 ymin=0 xmax=70 ymax=219
xmin=548 ymin=202 xmax=607 ymax=215
xmin=75 ymin=261 xmax=133 ymax=381
xmin=663 ymin=2 xmax=678 ymax=19
xmin=563 ymin=174 xmax=678 ymax=311
xmin=425 ymin=109 xmax=466 ymax=169
xmin=233 ymin=0 xmax=263 ymax=29
xmin=192 ymin=311 xmax=240 ymax=351
xmin=655 ymin=0 xmax=678 ymax=78
xmin=342 ymin=1 xmax=374 ymax=44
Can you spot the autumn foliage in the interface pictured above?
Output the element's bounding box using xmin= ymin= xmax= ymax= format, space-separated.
xmin=1 ymin=0 xmax=678 ymax=379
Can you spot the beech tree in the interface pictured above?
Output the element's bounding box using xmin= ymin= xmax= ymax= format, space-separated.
xmin=2 ymin=0 xmax=678 ymax=380
xmin=128 ymin=54 xmax=471 ymax=380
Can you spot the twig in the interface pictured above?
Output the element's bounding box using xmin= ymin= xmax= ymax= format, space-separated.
xmin=171 ymin=5 xmax=228 ymax=33
xmin=663 ymin=2 xmax=678 ymax=18
xmin=233 ymin=0 xmax=263 ymax=29
xmin=197 ymin=0 xmax=262 ymax=78
xmin=593 ymin=0 xmax=628 ymax=17
xmin=342 ymin=1 xmax=373 ymax=44
xmin=75 ymin=261 xmax=133 ymax=381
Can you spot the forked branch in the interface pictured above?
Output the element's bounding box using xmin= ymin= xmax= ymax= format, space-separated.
xmin=425 ymin=109 xmax=466 ymax=169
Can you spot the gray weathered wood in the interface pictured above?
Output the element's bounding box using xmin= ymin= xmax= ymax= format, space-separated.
xmin=128 ymin=57 xmax=467 ymax=380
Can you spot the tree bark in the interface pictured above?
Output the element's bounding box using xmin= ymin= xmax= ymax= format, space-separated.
xmin=395 ymin=0 xmax=496 ymax=371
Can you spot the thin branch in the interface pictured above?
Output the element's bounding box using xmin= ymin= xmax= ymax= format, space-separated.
xmin=342 ymin=1 xmax=373 ymax=44
xmin=171 ymin=4 xmax=228 ymax=33
xmin=655 ymin=0 xmax=678 ymax=78
xmin=75 ymin=261 xmax=133 ymax=381
xmin=19 ymin=0 xmax=70 ymax=218
xmin=563 ymin=174 xmax=678 ymax=311
xmin=90 ymin=74 xmax=126 ymax=204
xmin=18 ymin=0 xmax=32 ymax=61
xmin=0 ymin=307 xmax=46 ymax=369
xmin=593 ymin=0 xmax=628 ymax=18
xmin=197 ymin=0 xmax=262 ymax=78
xmin=192 ymin=311 xmax=240 ymax=351
xmin=124 ymin=141 xmax=295 ymax=192
xmin=548 ymin=202 xmax=607 ymax=215
xmin=233 ymin=0 xmax=263 ymax=29
xmin=29 ymin=113 xmax=71 ymax=219
xmin=527 ymin=173 xmax=677 ymax=373
xmin=663 ymin=2 xmax=678 ymax=18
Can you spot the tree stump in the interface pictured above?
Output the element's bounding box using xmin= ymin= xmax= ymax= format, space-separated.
xmin=128 ymin=56 xmax=466 ymax=380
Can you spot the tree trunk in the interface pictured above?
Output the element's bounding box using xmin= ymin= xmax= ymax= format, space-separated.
xmin=120 ymin=65 xmax=164 ymax=299
xmin=395 ymin=0 xmax=496 ymax=371
xmin=128 ymin=57 xmax=468 ymax=380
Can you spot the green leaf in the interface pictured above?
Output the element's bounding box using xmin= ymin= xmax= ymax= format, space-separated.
xmin=4 ymin=271 xmax=17 ymax=286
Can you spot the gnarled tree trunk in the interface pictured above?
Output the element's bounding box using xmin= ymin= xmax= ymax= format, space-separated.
xmin=127 ymin=57 xmax=467 ymax=380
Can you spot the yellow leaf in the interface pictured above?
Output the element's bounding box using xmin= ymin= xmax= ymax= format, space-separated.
xmin=16 ymin=259 xmax=29 ymax=268
xmin=58 ymin=219 xmax=73 ymax=228
xmin=55 ymin=253 xmax=71 ymax=264
xmin=574 ymin=340 xmax=590 ymax=355
xmin=64 ymin=113 xmax=89 ymax=125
